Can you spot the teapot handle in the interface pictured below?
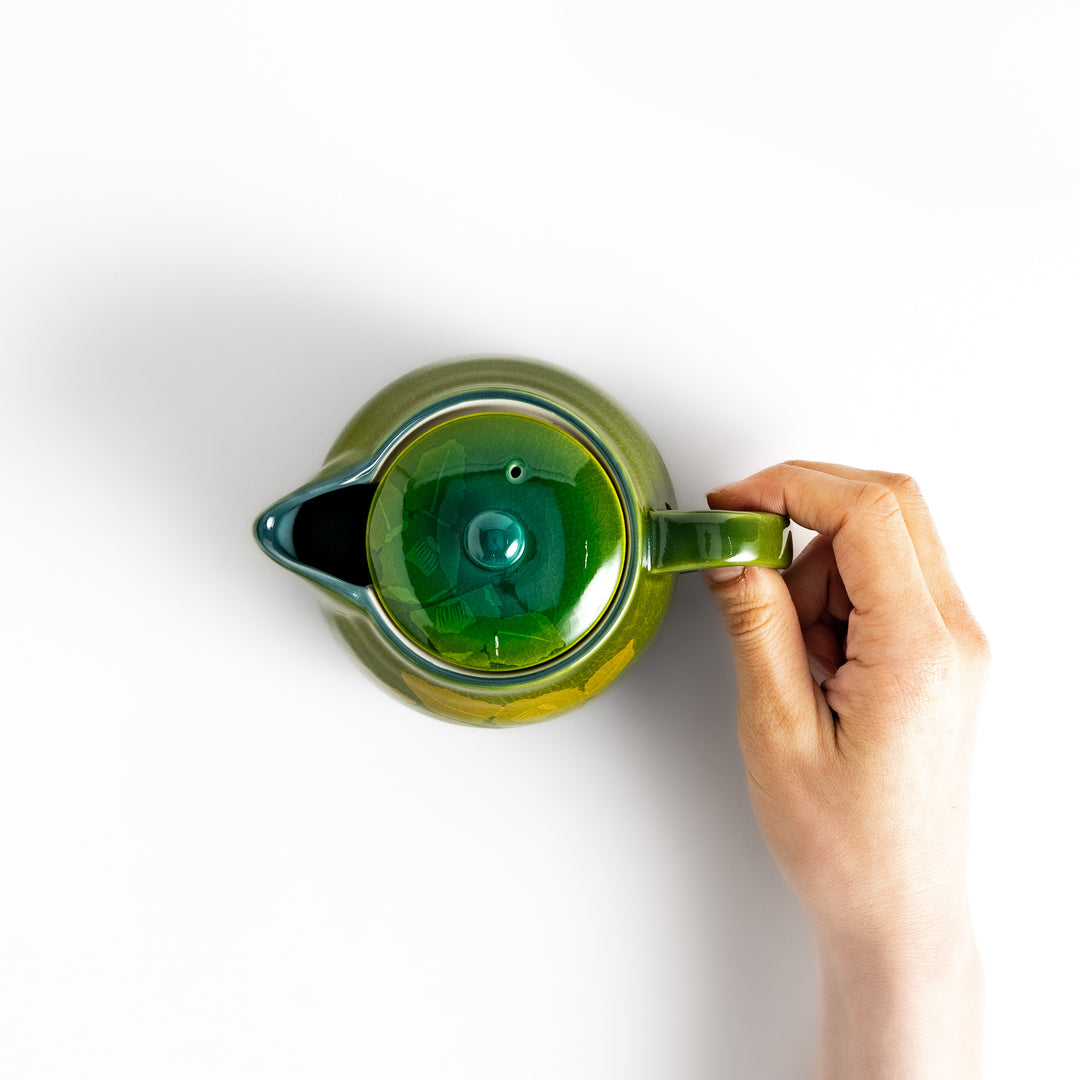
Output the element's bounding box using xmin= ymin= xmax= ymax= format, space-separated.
xmin=647 ymin=509 xmax=793 ymax=574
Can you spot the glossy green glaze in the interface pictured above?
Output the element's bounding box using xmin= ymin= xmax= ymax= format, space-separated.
xmin=253 ymin=355 xmax=791 ymax=727
xmin=367 ymin=413 xmax=626 ymax=671
xmin=649 ymin=510 xmax=792 ymax=572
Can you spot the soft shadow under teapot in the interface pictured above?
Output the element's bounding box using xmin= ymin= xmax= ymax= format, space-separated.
xmin=254 ymin=356 xmax=791 ymax=726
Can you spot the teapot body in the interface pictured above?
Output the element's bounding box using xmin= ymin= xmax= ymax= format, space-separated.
xmin=257 ymin=356 xmax=679 ymax=726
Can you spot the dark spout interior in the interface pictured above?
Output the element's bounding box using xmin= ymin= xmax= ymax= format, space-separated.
xmin=291 ymin=485 xmax=375 ymax=587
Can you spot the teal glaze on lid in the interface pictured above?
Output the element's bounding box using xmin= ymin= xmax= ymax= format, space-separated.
xmin=366 ymin=412 xmax=627 ymax=672
xmin=464 ymin=510 xmax=527 ymax=569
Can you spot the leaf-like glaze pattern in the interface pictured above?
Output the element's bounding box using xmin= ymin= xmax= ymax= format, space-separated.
xmin=368 ymin=413 xmax=626 ymax=671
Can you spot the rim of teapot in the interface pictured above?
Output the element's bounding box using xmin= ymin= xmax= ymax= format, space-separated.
xmin=254 ymin=387 xmax=645 ymax=685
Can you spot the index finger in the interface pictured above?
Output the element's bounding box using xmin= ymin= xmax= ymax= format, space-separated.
xmin=707 ymin=462 xmax=942 ymax=631
xmin=781 ymin=460 xmax=979 ymax=636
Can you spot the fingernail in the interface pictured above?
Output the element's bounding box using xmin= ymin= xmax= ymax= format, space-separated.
xmin=702 ymin=565 xmax=745 ymax=585
xmin=808 ymin=652 xmax=836 ymax=684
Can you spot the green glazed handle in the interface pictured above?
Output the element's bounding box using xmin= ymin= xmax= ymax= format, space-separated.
xmin=648 ymin=510 xmax=793 ymax=573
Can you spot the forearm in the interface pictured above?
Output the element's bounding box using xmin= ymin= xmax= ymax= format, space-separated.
xmin=815 ymin=926 xmax=984 ymax=1079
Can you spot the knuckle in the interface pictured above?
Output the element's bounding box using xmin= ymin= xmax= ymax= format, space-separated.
xmin=720 ymin=590 xmax=781 ymax=641
xmin=940 ymin=602 xmax=991 ymax=672
xmin=885 ymin=472 xmax=922 ymax=501
xmin=774 ymin=461 xmax=806 ymax=482
xmin=854 ymin=481 xmax=904 ymax=524
xmin=964 ymin=622 xmax=992 ymax=672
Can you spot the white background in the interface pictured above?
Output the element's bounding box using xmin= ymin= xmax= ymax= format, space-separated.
xmin=2 ymin=2 xmax=1077 ymax=1077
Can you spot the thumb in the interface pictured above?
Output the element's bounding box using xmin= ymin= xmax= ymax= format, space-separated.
xmin=701 ymin=565 xmax=817 ymax=742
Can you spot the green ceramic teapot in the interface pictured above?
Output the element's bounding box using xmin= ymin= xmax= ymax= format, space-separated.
xmin=254 ymin=356 xmax=791 ymax=726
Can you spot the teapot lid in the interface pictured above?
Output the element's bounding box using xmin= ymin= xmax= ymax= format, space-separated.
xmin=366 ymin=411 xmax=627 ymax=672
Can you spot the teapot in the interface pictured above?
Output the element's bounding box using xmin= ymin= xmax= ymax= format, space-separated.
xmin=254 ymin=356 xmax=791 ymax=726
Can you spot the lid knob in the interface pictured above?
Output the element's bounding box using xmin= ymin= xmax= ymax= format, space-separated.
xmin=464 ymin=509 xmax=527 ymax=570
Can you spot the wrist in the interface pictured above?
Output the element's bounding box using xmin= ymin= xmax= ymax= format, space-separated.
xmin=815 ymin=919 xmax=984 ymax=1079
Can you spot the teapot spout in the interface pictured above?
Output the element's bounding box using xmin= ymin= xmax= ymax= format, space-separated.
xmin=255 ymin=479 xmax=376 ymax=595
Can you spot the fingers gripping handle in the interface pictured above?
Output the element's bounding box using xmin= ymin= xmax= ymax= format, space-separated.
xmin=647 ymin=510 xmax=793 ymax=574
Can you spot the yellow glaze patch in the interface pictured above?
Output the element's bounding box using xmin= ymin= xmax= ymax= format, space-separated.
xmin=584 ymin=641 xmax=636 ymax=695
xmin=492 ymin=687 xmax=588 ymax=724
xmin=401 ymin=672 xmax=500 ymax=723
xmin=401 ymin=640 xmax=637 ymax=727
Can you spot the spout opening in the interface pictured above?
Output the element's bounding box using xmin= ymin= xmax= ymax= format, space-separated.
xmin=289 ymin=484 xmax=375 ymax=587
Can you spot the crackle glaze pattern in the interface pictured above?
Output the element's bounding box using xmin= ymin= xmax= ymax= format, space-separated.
xmin=254 ymin=355 xmax=790 ymax=726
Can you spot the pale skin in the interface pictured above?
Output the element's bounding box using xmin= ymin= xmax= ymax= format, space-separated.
xmin=701 ymin=462 xmax=989 ymax=1079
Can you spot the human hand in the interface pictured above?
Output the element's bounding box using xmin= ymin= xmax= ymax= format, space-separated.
xmin=702 ymin=462 xmax=989 ymax=1078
